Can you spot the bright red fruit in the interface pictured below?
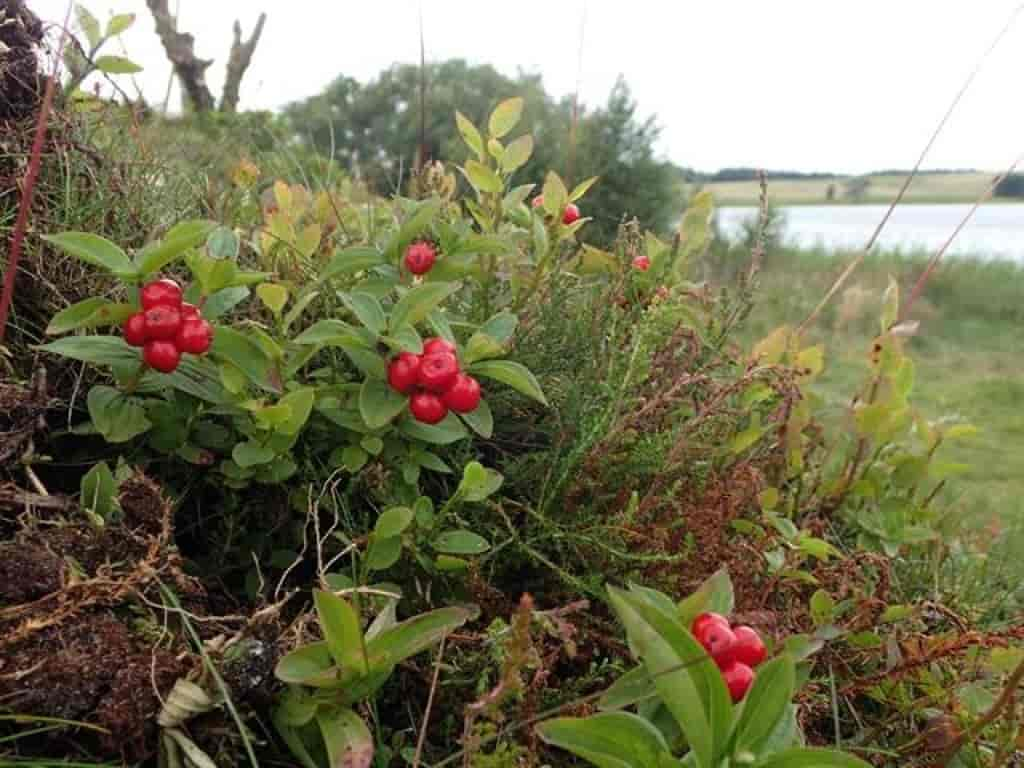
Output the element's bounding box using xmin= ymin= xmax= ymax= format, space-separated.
xmin=143 ymin=305 xmax=183 ymax=341
xmin=404 ymin=241 xmax=437 ymax=275
xmin=726 ymin=626 xmax=767 ymax=668
xmin=181 ymin=302 xmax=201 ymax=318
xmin=692 ymin=612 xmax=730 ymax=638
xmin=123 ymin=312 xmax=148 ymax=347
xmin=176 ymin=317 xmax=214 ymax=355
xmin=422 ymin=337 xmax=457 ymax=356
xmin=143 ymin=340 xmax=181 ymax=373
xmin=409 ymin=391 xmax=448 ymax=424
xmin=141 ymin=278 xmax=183 ymax=310
xmin=532 ymin=195 xmax=544 ymax=209
xmin=721 ymin=662 xmax=755 ymax=703
xmin=562 ymin=203 xmax=581 ymax=225
xmin=443 ymin=374 xmax=481 ymax=413
xmin=387 ymin=352 xmax=421 ymax=394
xmin=695 ymin=621 xmax=736 ymax=663
xmin=632 ymin=255 xmax=651 ymax=271
xmin=417 ymin=352 xmax=459 ymax=393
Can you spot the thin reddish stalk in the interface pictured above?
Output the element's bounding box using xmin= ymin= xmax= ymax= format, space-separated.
xmin=0 ymin=2 xmax=74 ymax=345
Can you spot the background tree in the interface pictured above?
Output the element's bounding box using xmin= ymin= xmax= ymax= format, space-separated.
xmin=282 ymin=61 xmax=683 ymax=242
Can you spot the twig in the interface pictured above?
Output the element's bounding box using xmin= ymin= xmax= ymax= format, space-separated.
xmin=937 ymin=655 xmax=1024 ymax=766
xmin=411 ymin=635 xmax=446 ymax=768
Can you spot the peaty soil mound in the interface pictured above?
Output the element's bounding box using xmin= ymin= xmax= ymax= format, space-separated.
xmin=0 ymin=0 xmax=44 ymax=122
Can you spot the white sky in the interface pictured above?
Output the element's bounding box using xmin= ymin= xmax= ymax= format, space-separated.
xmin=30 ymin=0 xmax=1024 ymax=174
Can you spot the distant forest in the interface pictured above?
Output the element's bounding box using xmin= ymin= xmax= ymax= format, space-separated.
xmin=702 ymin=167 xmax=982 ymax=182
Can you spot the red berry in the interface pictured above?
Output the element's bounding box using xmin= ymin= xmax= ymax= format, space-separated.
xmin=176 ymin=317 xmax=214 ymax=355
xmin=123 ymin=312 xmax=148 ymax=347
xmin=721 ymin=662 xmax=755 ymax=703
xmin=404 ymin=241 xmax=437 ymax=275
xmin=443 ymin=374 xmax=481 ymax=413
xmin=422 ymin=337 xmax=457 ymax=357
xmin=695 ymin=621 xmax=736 ymax=664
xmin=143 ymin=340 xmax=181 ymax=373
xmin=409 ymin=391 xmax=447 ymax=424
xmin=562 ymin=203 xmax=581 ymax=225
xmin=632 ymin=255 xmax=651 ymax=271
xmin=141 ymin=278 xmax=183 ymax=310
xmin=417 ymin=352 xmax=459 ymax=393
xmin=181 ymin=302 xmax=201 ymax=318
xmin=691 ymin=612 xmax=730 ymax=637
xmin=532 ymin=194 xmax=544 ymax=209
xmin=726 ymin=626 xmax=767 ymax=668
xmin=143 ymin=305 xmax=183 ymax=341
xmin=387 ymin=352 xmax=421 ymax=394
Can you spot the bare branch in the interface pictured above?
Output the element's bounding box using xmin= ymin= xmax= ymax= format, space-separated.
xmin=144 ymin=0 xmax=215 ymax=112
xmin=220 ymin=13 xmax=267 ymax=113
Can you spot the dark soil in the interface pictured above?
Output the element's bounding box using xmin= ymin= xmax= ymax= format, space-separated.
xmin=0 ymin=0 xmax=44 ymax=122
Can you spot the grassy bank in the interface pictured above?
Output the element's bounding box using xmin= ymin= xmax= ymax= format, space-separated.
xmin=702 ymin=171 xmax=997 ymax=205
xmin=715 ymin=243 xmax=1024 ymax=529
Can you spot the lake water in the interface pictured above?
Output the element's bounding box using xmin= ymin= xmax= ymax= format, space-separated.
xmin=717 ymin=204 xmax=1024 ymax=261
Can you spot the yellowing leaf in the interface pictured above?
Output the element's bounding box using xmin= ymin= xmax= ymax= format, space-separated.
xmin=501 ymin=134 xmax=534 ymax=173
xmin=488 ymin=97 xmax=524 ymax=138
xmin=257 ymin=283 xmax=289 ymax=316
xmin=296 ymin=223 xmax=322 ymax=260
xmin=455 ymin=111 xmax=485 ymax=160
xmin=753 ymin=325 xmax=792 ymax=364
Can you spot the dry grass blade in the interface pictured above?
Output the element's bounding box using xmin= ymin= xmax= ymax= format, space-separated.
xmin=898 ymin=153 xmax=1024 ymax=324
xmin=797 ymin=3 xmax=1024 ymax=336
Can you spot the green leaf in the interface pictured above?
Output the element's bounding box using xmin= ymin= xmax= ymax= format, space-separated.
xmin=570 ymin=176 xmax=600 ymax=202
xmin=321 ymin=246 xmax=385 ymax=281
xmin=809 ymin=590 xmax=835 ymax=627
xmin=282 ymin=290 xmax=320 ymax=334
xmin=359 ymin=378 xmax=407 ymax=429
xmin=46 ymin=298 xmax=134 ymax=335
xmin=76 ymin=5 xmax=102 ymax=48
xmin=43 ymin=232 xmax=135 ymax=279
xmin=210 ymin=327 xmax=281 ymax=393
xmin=455 ymin=111 xmax=485 ymax=161
xmin=233 ymin=440 xmax=276 ymax=468
xmin=753 ymin=748 xmax=871 ymax=768
xmin=433 ymin=530 xmax=490 ymax=555
xmin=293 ymin=319 xmax=363 ymax=347
xmin=389 ymin=282 xmax=460 ymax=332
xmin=457 ymin=461 xmax=503 ymax=501
xmin=94 ymin=55 xmax=143 ymax=74
xmin=366 ymin=605 xmax=478 ymax=667
xmin=460 ymin=398 xmax=493 ymax=438
xmin=366 ymin=535 xmax=402 ymax=571
xmin=463 ymin=160 xmax=503 ymax=194
xmin=469 ymin=360 xmax=547 ymax=405
xmin=206 ymin=226 xmax=240 ymax=260
xmin=678 ymin=191 xmax=714 ymax=265
xmin=274 ymin=642 xmax=341 ymax=688
xmin=105 ymin=12 xmax=136 ymax=36
xmin=257 ymin=283 xmax=289 ymax=317
xmin=542 ymin=172 xmax=569 ymax=217
xmin=607 ymin=586 xmax=729 ymax=768
xmin=277 ymin=388 xmax=316 ymax=435
xmin=598 ymin=665 xmax=656 ymax=711
xmin=487 ymin=137 xmax=505 ymax=162
xmin=731 ymin=655 xmax=795 ymax=754
xmin=488 ymin=97 xmax=524 ymax=138
xmin=399 ymin=412 xmax=469 ymax=444
xmin=341 ymin=291 xmax=386 ymax=335
xmin=501 ymin=134 xmax=534 ymax=173
xmin=317 ymin=708 xmax=373 ymax=768
xmin=200 ymin=286 xmax=249 ymax=320
xmin=81 ymin=461 xmax=117 ymax=520
xmin=463 ymin=332 xmax=504 ymax=364
xmin=677 ymin=568 xmax=734 ymax=627
xmin=480 ymin=311 xmax=518 ymax=343
xmin=536 ymin=712 xmax=671 ymax=768
xmin=375 ymin=507 xmax=414 ymax=538
xmin=135 ymin=220 xmax=215 ymax=275
xmin=314 ymin=590 xmax=368 ymax=674
xmin=87 ymin=385 xmax=151 ymax=443
xmin=337 ymin=445 xmax=368 ymax=472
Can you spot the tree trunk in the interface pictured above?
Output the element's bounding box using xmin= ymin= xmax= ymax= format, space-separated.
xmin=220 ymin=14 xmax=267 ymax=113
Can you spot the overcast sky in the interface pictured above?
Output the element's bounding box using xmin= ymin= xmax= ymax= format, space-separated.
xmin=31 ymin=0 xmax=1024 ymax=173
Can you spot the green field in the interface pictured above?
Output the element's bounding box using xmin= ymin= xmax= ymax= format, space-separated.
xmin=703 ymin=171 xmax=997 ymax=205
xmin=726 ymin=245 xmax=1024 ymax=529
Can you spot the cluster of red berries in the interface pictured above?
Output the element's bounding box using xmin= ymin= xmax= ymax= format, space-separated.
xmin=692 ymin=612 xmax=767 ymax=702
xmin=531 ymin=195 xmax=581 ymax=225
xmin=122 ymin=278 xmax=213 ymax=373
xmin=404 ymin=241 xmax=438 ymax=276
xmin=632 ymin=255 xmax=651 ymax=271
xmin=387 ymin=338 xmax=482 ymax=424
